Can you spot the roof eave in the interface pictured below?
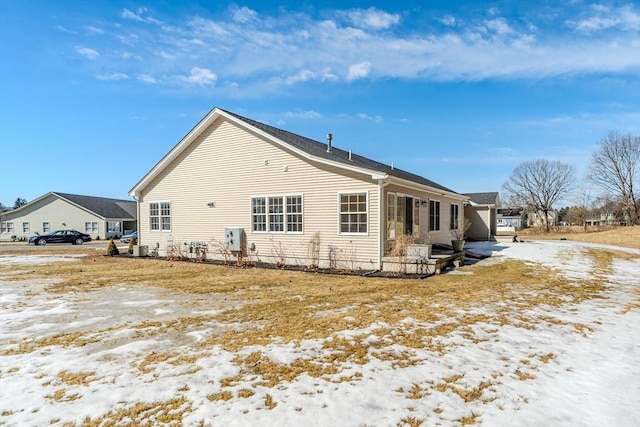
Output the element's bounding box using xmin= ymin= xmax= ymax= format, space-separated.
xmin=387 ymin=176 xmax=467 ymax=200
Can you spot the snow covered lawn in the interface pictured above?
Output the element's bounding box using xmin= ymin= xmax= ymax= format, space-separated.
xmin=1 ymin=241 xmax=639 ymax=426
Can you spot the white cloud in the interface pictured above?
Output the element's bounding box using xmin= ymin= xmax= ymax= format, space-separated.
xmin=231 ymin=6 xmax=259 ymax=24
xmin=357 ymin=113 xmax=383 ymax=123
xmin=485 ymin=18 xmax=514 ymax=35
xmin=121 ymin=7 xmax=162 ymax=25
xmin=178 ymin=67 xmax=217 ymax=86
xmin=347 ymin=62 xmax=371 ymax=81
xmin=284 ymin=110 xmax=321 ymax=119
xmin=439 ymin=15 xmax=457 ymax=26
xmin=137 ymin=74 xmax=157 ymax=84
xmin=96 ymin=72 xmax=129 ymax=81
xmin=84 ymin=26 xmax=104 ymax=35
xmin=57 ymin=25 xmax=76 ymax=34
xmin=284 ymin=69 xmax=316 ymax=85
xmin=343 ymin=7 xmax=400 ymax=30
xmin=75 ymin=46 xmax=99 ymax=60
xmin=567 ymin=4 xmax=640 ymax=33
xmin=69 ymin=4 xmax=640 ymax=93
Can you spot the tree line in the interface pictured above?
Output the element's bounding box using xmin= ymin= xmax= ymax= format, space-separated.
xmin=502 ymin=131 xmax=639 ymax=231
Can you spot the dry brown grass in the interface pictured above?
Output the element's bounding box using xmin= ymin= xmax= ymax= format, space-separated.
xmin=519 ymin=225 xmax=640 ymax=249
xmin=3 ymin=250 xmax=614 ymax=362
xmin=2 ymin=241 xmax=635 ymax=426
xmin=81 ymin=397 xmax=190 ymax=426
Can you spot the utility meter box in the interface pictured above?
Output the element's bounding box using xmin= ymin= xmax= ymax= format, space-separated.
xmin=224 ymin=228 xmax=244 ymax=252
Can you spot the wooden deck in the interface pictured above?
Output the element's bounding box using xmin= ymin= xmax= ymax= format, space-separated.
xmin=381 ymin=248 xmax=465 ymax=275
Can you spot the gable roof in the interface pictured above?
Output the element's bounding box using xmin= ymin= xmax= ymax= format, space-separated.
xmin=130 ymin=107 xmax=464 ymax=198
xmin=6 ymin=192 xmax=136 ymax=220
xmin=54 ymin=192 xmax=136 ymax=219
xmin=463 ymin=192 xmax=500 ymax=206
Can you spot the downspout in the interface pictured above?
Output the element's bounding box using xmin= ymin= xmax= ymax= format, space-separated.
xmin=133 ymin=194 xmax=140 ymax=246
xmin=487 ymin=207 xmax=491 ymax=241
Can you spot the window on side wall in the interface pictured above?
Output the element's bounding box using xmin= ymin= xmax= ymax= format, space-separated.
xmin=251 ymin=195 xmax=303 ymax=233
xmin=23 ymin=222 xmax=30 ymax=233
xmin=450 ymin=204 xmax=459 ymax=230
xmin=150 ymin=202 xmax=171 ymax=231
xmin=429 ymin=200 xmax=440 ymax=231
xmin=339 ymin=192 xmax=368 ymax=234
xmin=85 ymin=222 xmax=98 ymax=233
xmin=43 ymin=222 xmax=50 ymax=233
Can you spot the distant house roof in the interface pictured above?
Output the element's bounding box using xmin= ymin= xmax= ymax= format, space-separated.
xmin=130 ymin=107 xmax=464 ymax=198
xmin=6 ymin=192 xmax=136 ymax=220
xmin=54 ymin=192 xmax=136 ymax=219
xmin=497 ymin=208 xmax=524 ymax=217
xmin=463 ymin=192 xmax=500 ymax=206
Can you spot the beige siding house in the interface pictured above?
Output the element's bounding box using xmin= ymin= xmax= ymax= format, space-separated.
xmin=129 ymin=108 xmax=468 ymax=270
xmin=463 ymin=192 xmax=500 ymax=241
xmin=0 ymin=192 xmax=137 ymax=241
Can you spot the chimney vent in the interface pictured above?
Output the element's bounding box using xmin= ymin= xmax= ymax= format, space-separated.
xmin=326 ymin=133 xmax=333 ymax=153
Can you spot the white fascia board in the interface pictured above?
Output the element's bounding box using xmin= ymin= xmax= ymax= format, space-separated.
xmin=387 ymin=176 xmax=468 ymax=201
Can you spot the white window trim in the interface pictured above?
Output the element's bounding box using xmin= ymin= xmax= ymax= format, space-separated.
xmin=337 ymin=190 xmax=369 ymax=236
xmin=149 ymin=201 xmax=172 ymax=232
xmin=250 ymin=194 xmax=304 ymax=234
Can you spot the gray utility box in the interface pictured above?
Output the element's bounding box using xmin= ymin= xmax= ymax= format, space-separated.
xmin=224 ymin=228 xmax=244 ymax=252
xmin=133 ymin=245 xmax=148 ymax=257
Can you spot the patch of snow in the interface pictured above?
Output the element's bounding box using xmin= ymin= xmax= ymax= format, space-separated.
xmin=0 ymin=241 xmax=638 ymax=426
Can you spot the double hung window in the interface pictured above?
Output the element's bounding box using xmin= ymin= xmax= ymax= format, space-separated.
xmin=339 ymin=192 xmax=368 ymax=234
xmin=150 ymin=202 xmax=171 ymax=231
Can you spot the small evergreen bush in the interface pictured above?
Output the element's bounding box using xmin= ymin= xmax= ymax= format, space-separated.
xmin=107 ymin=238 xmax=119 ymax=256
xmin=128 ymin=236 xmax=138 ymax=254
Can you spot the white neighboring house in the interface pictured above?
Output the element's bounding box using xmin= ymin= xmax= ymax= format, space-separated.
xmin=0 ymin=192 xmax=137 ymax=241
xmin=129 ymin=107 xmax=469 ymax=270
xmin=496 ymin=208 xmax=527 ymax=232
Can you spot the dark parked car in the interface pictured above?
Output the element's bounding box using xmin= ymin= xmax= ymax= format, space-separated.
xmin=29 ymin=230 xmax=92 ymax=246
xmin=120 ymin=231 xmax=138 ymax=243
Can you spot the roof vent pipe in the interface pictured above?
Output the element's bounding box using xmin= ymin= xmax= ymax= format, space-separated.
xmin=348 ymin=149 xmax=352 ymax=161
xmin=326 ymin=133 xmax=333 ymax=153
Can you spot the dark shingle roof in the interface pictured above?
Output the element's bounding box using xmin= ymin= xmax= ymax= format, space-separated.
xmin=222 ymin=109 xmax=459 ymax=194
xmin=54 ymin=192 xmax=136 ymax=219
xmin=463 ymin=192 xmax=499 ymax=205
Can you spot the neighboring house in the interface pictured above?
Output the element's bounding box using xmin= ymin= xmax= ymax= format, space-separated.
xmin=0 ymin=192 xmax=137 ymax=241
xmin=527 ymin=209 xmax=557 ymax=228
xmin=497 ymin=208 xmax=527 ymax=231
xmin=586 ymin=212 xmax=626 ymax=226
xmin=463 ymin=192 xmax=500 ymax=241
xmin=129 ymin=107 xmax=469 ymax=270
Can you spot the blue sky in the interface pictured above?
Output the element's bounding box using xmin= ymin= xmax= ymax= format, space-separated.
xmin=1 ymin=1 xmax=638 ymax=207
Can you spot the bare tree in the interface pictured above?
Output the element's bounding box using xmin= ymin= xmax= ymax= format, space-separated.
xmin=502 ymin=159 xmax=576 ymax=232
xmin=572 ymin=184 xmax=593 ymax=232
xmin=588 ymin=131 xmax=640 ymax=225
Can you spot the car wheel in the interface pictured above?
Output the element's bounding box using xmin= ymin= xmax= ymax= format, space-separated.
xmin=75 ymin=238 xmax=84 ymax=245
xmin=37 ymin=239 xmax=47 ymax=246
